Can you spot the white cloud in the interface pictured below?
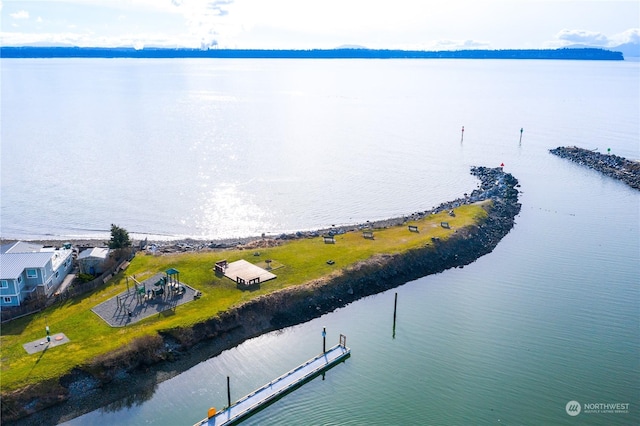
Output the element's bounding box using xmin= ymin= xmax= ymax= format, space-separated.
xmin=169 ymin=0 xmax=237 ymax=48
xmin=608 ymin=28 xmax=640 ymax=46
xmin=555 ymin=29 xmax=609 ymax=46
xmin=429 ymin=39 xmax=492 ymax=51
xmin=0 ymin=29 xmax=186 ymax=48
xmin=551 ymin=28 xmax=640 ymax=49
xmin=1 ymin=1 xmax=638 ymax=50
xmin=1 ymin=31 xmax=79 ymax=46
xmin=10 ymin=10 xmax=29 ymax=20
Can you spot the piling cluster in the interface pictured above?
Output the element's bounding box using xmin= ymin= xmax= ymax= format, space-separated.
xmin=550 ymin=146 xmax=640 ymax=190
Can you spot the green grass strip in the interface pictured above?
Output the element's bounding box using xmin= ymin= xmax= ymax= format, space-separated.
xmin=0 ymin=201 xmax=489 ymax=392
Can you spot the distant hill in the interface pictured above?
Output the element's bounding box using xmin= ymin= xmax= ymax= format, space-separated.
xmin=564 ymin=42 xmax=639 ymax=58
xmin=14 ymin=41 xmax=77 ymax=48
xmin=611 ymin=42 xmax=640 ymax=58
xmin=0 ymin=46 xmax=624 ymax=60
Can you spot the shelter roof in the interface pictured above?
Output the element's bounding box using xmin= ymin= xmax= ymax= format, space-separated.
xmin=223 ymin=259 xmax=276 ymax=285
xmin=78 ymin=247 xmax=110 ymax=261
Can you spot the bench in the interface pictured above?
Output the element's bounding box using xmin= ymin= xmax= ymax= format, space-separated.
xmin=214 ymin=260 xmax=228 ymax=274
xmin=408 ymin=225 xmax=419 ymax=233
xmin=362 ymin=231 xmax=374 ymax=239
xmin=237 ymin=276 xmax=260 ymax=288
xmin=441 ymin=222 xmax=450 ymax=229
xmin=323 ymin=235 xmax=335 ymax=244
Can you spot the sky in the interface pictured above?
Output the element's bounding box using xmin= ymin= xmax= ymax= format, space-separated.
xmin=1 ymin=0 xmax=639 ymax=50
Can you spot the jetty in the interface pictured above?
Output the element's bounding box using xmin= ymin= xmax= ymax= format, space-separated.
xmin=195 ymin=335 xmax=350 ymax=426
xmin=549 ymin=146 xmax=640 ymax=190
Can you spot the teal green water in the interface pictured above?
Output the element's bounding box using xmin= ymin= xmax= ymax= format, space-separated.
xmin=65 ymin=133 xmax=639 ymax=425
xmin=5 ymin=59 xmax=636 ymax=425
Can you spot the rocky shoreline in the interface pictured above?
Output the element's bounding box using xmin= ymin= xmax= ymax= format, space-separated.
xmin=549 ymin=146 xmax=640 ymax=190
xmin=6 ymin=167 xmax=519 ymax=254
xmin=3 ymin=166 xmax=521 ymax=425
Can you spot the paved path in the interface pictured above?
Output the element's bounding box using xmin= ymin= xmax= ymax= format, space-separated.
xmin=23 ymin=333 xmax=70 ymax=354
xmin=56 ymin=268 xmax=77 ymax=294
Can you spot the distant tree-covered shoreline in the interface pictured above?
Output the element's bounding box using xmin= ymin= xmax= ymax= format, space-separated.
xmin=0 ymin=46 xmax=624 ymax=60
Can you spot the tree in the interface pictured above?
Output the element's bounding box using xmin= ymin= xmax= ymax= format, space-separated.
xmin=109 ymin=224 xmax=131 ymax=249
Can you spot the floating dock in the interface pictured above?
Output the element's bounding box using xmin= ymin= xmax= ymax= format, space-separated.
xmin=195 ymin=335 xmax=350 ymax=426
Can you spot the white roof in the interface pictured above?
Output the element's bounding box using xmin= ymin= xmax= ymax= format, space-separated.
xmin=0 ymin=241 xmax=73 ymax=280
xmin=1 ymin=252 xmax=53 ymax=280
xmin=78 ymin=247 xmax=110 ymax=261
xmin=0 ymin=241 xmax=44 ymax=254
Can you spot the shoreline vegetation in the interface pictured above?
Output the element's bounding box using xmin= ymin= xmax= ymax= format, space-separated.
xmin=1 ymin=166 xmax=521 ymax=425
xmin=549 ymin=146 xmax=640 ymax=190
xmin=0 ymin=46 xmax=624 ymax=60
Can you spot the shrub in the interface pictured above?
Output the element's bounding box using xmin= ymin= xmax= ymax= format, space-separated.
xmin=77 ymin=273 xmax=95 ymax=283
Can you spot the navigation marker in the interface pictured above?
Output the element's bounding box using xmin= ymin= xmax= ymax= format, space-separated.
xmin=519 ymin=127 xmax=524 ymax=144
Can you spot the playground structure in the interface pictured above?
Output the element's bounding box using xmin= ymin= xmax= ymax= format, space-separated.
xmin=92 ymin=268 xmax=198 ymax=327
xmin=125 ymin=268 xmax=187 ymax=305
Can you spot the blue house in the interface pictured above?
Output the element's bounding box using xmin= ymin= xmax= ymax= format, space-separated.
xmin=0 ymin=241 xmax=74 ymax=307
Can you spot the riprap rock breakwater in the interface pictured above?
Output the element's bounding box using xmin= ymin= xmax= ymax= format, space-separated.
xmin=2 ymin=166 xmax=521 ymax=425
xmin=550 ymin=146 xmax=640 ymax=190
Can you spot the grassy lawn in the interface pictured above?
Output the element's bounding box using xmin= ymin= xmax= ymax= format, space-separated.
xmin=0 ymin=201 xmax=489 ymax=393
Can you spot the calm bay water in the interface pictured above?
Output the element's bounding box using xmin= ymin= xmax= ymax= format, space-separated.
xmin=2 ymin=59 xmax=637 ymax=241
xmin=2 ymin=59 xmax=639 ymax=425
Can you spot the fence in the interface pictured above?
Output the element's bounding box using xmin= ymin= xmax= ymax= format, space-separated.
xmin=1 ymin=259 xmax=129 ymax=323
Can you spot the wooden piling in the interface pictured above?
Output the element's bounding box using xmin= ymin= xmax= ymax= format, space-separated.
xmin=394 ymin=293 xmax=398 ymax=321
xmin=393 ymin=293 xmax=398 ymax=338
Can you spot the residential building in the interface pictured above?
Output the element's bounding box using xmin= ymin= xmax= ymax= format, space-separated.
xmin=0 ymin=241 xmax=74 ymax=307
